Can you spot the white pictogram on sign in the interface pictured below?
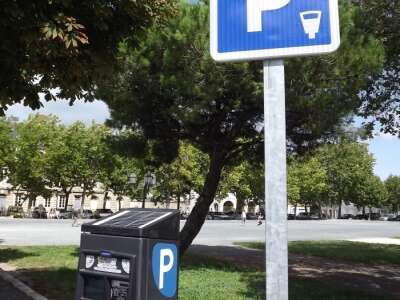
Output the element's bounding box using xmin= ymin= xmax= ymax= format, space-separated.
xmin=300 ymin=11 xmax=322 ymax=39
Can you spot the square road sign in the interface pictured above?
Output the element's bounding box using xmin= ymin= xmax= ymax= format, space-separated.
xmin=210 ymin=0 xmax=340 ymax=62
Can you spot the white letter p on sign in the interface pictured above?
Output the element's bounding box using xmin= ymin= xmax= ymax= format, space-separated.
xmin=247 ymin=0 xmax=291 ymax=32
xmin=159 ymin=249 xmax=174 ymax=290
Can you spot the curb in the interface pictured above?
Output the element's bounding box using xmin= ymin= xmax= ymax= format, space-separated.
xmin=0 ymin=268 xmax=48 ymax=300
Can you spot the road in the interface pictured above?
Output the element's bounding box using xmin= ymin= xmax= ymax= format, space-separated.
xmin=0 ymin=218 xmax=399 ymax=246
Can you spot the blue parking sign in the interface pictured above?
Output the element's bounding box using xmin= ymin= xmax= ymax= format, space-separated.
xmin=152 ymin=243 xmax=178 ymax=298
xmin=210 ymin=0 xmax=340 ymax=62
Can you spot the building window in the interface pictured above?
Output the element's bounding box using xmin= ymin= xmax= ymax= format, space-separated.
xmin=45 ymin=198 xmax=51 ymax=208
xmin=58 ymin=195 xmax=66 ymax=208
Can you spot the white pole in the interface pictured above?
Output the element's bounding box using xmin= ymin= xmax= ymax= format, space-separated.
xmin=264 ymin=59 xmax=288 ymax=300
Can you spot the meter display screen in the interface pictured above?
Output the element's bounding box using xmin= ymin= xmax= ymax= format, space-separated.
xmin=95 ymin=257 xmax=121 ymax=274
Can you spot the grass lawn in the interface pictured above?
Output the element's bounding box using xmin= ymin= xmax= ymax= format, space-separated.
xmin=0 ymin=245 xmax=395 ymax=300
xmin=236 ymin=241 xmax=400 ymax=266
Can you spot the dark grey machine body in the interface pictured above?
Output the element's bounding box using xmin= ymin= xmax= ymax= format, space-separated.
xmin=75 ymin=208 xmax=180 ymax=300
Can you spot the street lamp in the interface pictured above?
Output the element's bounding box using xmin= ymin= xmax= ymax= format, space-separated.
xmin=143 ymin=172 xmax=156 ymax=208
xmin=1 ymin=167 xmax=10 ymax=180
xmin=128 ymin=172 xmax=156 ymax=209
xmin=128 ymin=173 xmax=137 ymax=185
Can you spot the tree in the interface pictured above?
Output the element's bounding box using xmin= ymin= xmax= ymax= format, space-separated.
xmin=153 ymin=142 xmax=207 ymax=210
xmin=99 ymin=154 xmax=142 ymax=211
xmin=0 ymin=118 xmax=16 ymax=177
xmin=100 ymin=1 xmax=384 ymax=254
xmin=316 ymin=142 xmax=375 ymax=218
xmin=288 ymin=156 xmax=328 ymax=216
xmin=218 ymin=161 xmax=264 ymax=212
xmin=8 ymin=115 xmax=59 ymax=208
xmin=385 ymin=175 xmax=400 ymax=213
xmin=357 ymin=0 xmax=400 ymax=136
xmin=72 ymin=123 xmax=112 ymax=209
xmin=287 ymin=160 xmax=301 ymax=214
xmin=0 ymin=0 xmax=176 ymax=114
xmin=353 ymin=175 xmax=388 ymax=216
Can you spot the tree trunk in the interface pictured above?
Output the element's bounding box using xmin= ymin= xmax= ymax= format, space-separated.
xmin=177 ymin=193 xmax=181 ymax=210
xmin=28 ymin=195 xmax=34 ymax=209
xmin=338 ymin=201 xmax=342 ymax=219
xmin=362 ymin=206 xmax=366 ymax=215
xmin=103 ymin=191 xmax=109 ymax=210
xmin=81 ymin=186 xmax=87 ymax=212
xmin=318 ymin=201 xmax=323 ymax=219
xmin=64 ymin=192 xmax=71 ymax=210
xmin=294 ymin=204 xmax=297 ymax=220
xmin=142 ymin=184 xmax=147 ymax=208
xmin=118 ymin=197 xmax=122 ymax=211
xmin=179 ymin=151 xmax=225 ymax=255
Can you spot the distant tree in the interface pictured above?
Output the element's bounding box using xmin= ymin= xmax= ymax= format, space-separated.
xmin=99 ymin=153 xmax=142 ymax=211
xmin=353 ymin=175 xmax=388 ymax=216
xmin=0 ymin=118 xmax=16 ymax=177
xmin=218 ymin=161 xmax=264 ymax=212
xmin=385 ymin=175 xmax=400 ymax=213
xmin=287 ymin=160 xmax=301 ymax=215
xmin=8 ymin=115 xmax=59 ymax=208
xmin=289 ymin=156 xmax=328 ymax=216
xmin=0 ymin=0 xmax=176 ymax=114
xmin=99 ymin=1 xmax=384 ymax=254
xmin=316 ymin=143 xmax=375 ymax=218
xmin=73 ymin=123 xmax=111 ymax=209
xmin=154 ymin=143 xmax=207 ymax=210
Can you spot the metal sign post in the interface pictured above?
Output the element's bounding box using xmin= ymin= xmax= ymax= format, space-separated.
xmin=210 ymin=1 xmax=340 ymax=299
xmin=264 ymin=60 xmax=288 ymax=300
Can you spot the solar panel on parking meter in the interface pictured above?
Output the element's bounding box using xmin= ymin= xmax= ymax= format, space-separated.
xmin=210 ymin=1 xmax=340 ymax=299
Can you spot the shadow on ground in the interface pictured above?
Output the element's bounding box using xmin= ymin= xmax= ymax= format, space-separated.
xmin=15 ymin=268 xmax=77 ymax=300
xmin=0 ymin=248 xmax=37 ymax=263
xmin=188 ymin=244 xmax=400 ymax=300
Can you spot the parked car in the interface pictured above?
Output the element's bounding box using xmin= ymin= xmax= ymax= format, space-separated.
xmin=7 ymin=206 xmax=24 ymax=218
xmin=93 ymin=209 xmax=113 ymax=219
xmin=80 ymin=209 xmax=94 ymax=219
xmin=287 ymin=214 xmax=295 ymax=220
xmin=206 ymin=212 xmax=232 ymax=220
xmin=57 ymin=209 xmax=73 ymax=219
xmin=369 ymin=213 xmax=381 ymax=220
xmin=32 ymin=205 xmax=47 ymax=219
xmin=296 ymin=212 xmax=321 ymax=220
xmin=354 ymin=214 xmax=369 ymax=220
xmin=339 ymin=214 xmax=354 ymax=219
xmin=224 ymin=211 xmax=242 ymax=220
xmin=246 ymin=213 xmax=258 ymax=220
xmin=380 ymin=214 xmax=396 ymax=221
xmin=388 ymin=215 xmax=400 ymax=221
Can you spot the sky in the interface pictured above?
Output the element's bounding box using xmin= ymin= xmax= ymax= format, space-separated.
xmin=5 ymin=100 xmax=400 ymax=180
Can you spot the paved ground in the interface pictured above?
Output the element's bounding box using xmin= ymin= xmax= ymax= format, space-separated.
xmin=0 ymin=218 xmax=399 ymax=246
xmin=0 ymin=278 xmax=32 ymax=300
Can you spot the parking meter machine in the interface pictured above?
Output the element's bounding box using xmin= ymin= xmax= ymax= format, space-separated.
xmin=75 ymin=208 xmax=180 ymax=300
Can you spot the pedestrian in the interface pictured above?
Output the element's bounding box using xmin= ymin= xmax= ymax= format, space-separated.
xmin=257 ymin=213 xmax=263 ymax=226
xmin=72 ymin=211 xmax=79 ymax=227
xmin=241 ymin=210 xmax=247 ymax=225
